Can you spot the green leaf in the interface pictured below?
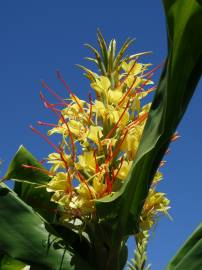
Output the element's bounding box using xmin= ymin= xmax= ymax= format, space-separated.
xmin=165 ymin=223 xmax=202 ymax=270
xmin=108 ymin=39 xmax=116 ymax=74
xmin=96 ymin=0 xmax=202 ymax=238
xmin=4 ymin=145 xmax=56 ymax=222
xmin=113 ymin=38 xmax=134 ymax=69
xmin=0 ymin=255 xmax=29 ymax=270
xmin=84 ymin=57 xmax=98 ymax=65
xmin=4 ymin=145 xmax=50 ymax=184
xmin=85 ymin=43 xmax=107 ymax=75
xmin=0 ymin=184 xmax=94 ymax=270
xmin=76 ymin=64 xmax=97 ymax=82
xmin=97 ymin=29 xmax=109 ymax=70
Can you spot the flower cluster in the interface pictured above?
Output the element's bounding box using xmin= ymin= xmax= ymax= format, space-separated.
xmin=32 ymin=33 xmax=170 ymax=226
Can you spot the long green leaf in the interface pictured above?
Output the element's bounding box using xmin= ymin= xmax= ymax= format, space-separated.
xmin=0 ymin=255 xmax=29 ymax=270
xmin=4 ymin=145 xmax=50 ymax=184
xmin=96 ymin=0 xmax=202 ymax=239
xmin=85 ymin=43 xmax=107 ymax=75
xmin=97 ymin=29 xmax=109 ymax=70
xmin=4 ymin=145 xmax=56 ymax=222
xmin=165 ymin=223 xmax=202 ymax=270
xmin=113 ymin=38 xmax=134 ymax=69
xmin=0 ymin=184 xmax=94 ymax=270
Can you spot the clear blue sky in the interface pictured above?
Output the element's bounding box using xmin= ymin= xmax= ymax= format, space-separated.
xmin=0 ymin=1 xmax=202 ymax=269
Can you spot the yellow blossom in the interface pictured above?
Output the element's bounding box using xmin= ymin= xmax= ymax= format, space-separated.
xmin=37 ymin=33 xmax=170 ymax=226
xmin=47 ymin=152 xmax=71 ymax=172
xmin=93 ymin=175 xmax=106 ymax=196
xmin=78 ymin=151 xmax=96 ymax=172
xmin=122 ymin=60 xmax=144 ymax=76
xmin=91 ymin=76 xmax=111 ymax=94
xmin=47 ymin=172 xmax=71 ymax=192
xmin=121 ymin=127 xmax=143 ymax=160
xmin=115 ymin=160 xmax=133 ymax=180
xmin=87 ymin=126 xmax=103 ymax=145
xmin=48 ymin=123 xmax=67 ymax=136
xmin=108 ymin=89 xmax=123 ymax=105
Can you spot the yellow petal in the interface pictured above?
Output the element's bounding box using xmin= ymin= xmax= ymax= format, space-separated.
xmin=116 ymin=160 xmax=132 ymax=180
xmin=108 ymin=89 xmax=123 ymax=105
xmin=47 ymin=172 xmax=69 ymax=192
xmin=87 ymin=126 xmax=103 ymax=145
xmin=92 ymin=100 xmax=105 ymax=117
xmin=78 ymin=151 xmax=96 ymax=172
xmin=100 ymin=76 xmax=111 ymax=90
xmin=93 ymin=174 xmax=106 ymax=195
xmin=91 ymin=76 xmax=111 ymax=94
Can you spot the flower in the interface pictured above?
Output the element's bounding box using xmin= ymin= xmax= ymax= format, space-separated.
xmin=33 ymin=32 xmax=170 ymax=227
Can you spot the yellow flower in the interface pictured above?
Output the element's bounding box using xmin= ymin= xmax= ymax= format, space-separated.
xmin=92 ymin=100 xmax=106 ymax=118
xmin=91 ymin=76 xmax=111 ymax=94
xmin=108 ymin=89 xmax=123 ymax=105
xmin=140 ymin=189 xmax=170 ymax=231
xmin=75 ymin=184 xmax=96 ymax=214
xmin=51 ymin=191 xmax=70 ymax=206
xmin=93 ymin=175 xmax=106 ymax=196
xmin=37 ymin=34 xmax=170 ymax=224
xmin=47 ymin=152 xmax=71 ymax=172
xmin=121 ymin=127 xmax=143 ymax=160
xmin=47 ymin=172 xmax=70 ymax=192
xmin=62 ymin=99 xmax=85 ymax=118
xmin=124 ymin=76 xmax=142 ymax=89
xmin=48 ymin=124 xmax=67 ymax=136
xmin=153 ymin=171 xmax=163 ymax=184
xmin=87 ymin=126 xmax=103 ymax=145
xmin=68 ymin=120 xmax=85 ymax=137
xmin=78 ymin=151 xmax=96 ymax=172
xmin=122 ymin=60 xmax=144 ymax=76
xmin=115 ymin=160 xmax=133 ymax=180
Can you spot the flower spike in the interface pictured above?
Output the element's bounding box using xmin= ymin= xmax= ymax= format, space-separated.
xmin=31 ymin=32 xmax=171 ymax=231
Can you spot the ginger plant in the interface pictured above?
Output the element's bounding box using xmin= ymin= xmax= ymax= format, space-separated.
xmin=27 ymin=31 xmax=170 ymax=269
xmin=0 ymin=1 xmax=201 ymax=269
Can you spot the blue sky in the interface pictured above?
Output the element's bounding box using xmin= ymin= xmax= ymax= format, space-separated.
xmin=0 ymin=1 xmax=202 ymax=269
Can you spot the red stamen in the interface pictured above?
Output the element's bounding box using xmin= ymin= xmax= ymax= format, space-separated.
xmin=105 ymin=141 xmax=113 ymax=164
xmin=135 ymin=84 xmax=157 ymax=96
xmin=22 ymin=164 xmax=55 ymax=176
xmin=135 ymin=74 xmax=153 ymax=93
xmin=109 ymin=130 xmax=129 ymax=162
xmin=37 ymin=121 xmax=58 ymax=127
xmin=77 ymin=171 xmax=93 ymax=199
xmin=52 ymin=150 xmax=72 ymax=195
xmin=105 ymin=172 xmax=112 ymax=193
xmin=59 ymin=113 xmax=76 ymax=162
xmin=93 ymin=150 xmax=100 ymax=173
xmin=118 ymin=76 xmax=137 ymax=107
xmin=171 ymin=132 xmax=180 ymax=141
xmin=114 ymin=156 xmax=124 ymax=179
xmin=49 ymin=102 xmax=69 ymax=107
xmin=40 ymin=92 xmax=62 ymax=116
xmin=143 ymin=63 xmax=162 ymax=78
xmin=127 ymin=112 xmax=148 ymax=129
xmin=41 ymin=80 xmax=68 ymax=106
xmin=56 ymin=70 xmax=83 ymax=112
xmin=105 ymin=100 xmax=130 ymax=139
xmin=34 ymin=95 xmax=73 ymax=194
xmin=120 ymin=60 xmax=137 ymax=88
xmin=30 ymin=125 xmax=60 ymax=153
xmin=39 ymin=93 xmax=76 ymax=163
